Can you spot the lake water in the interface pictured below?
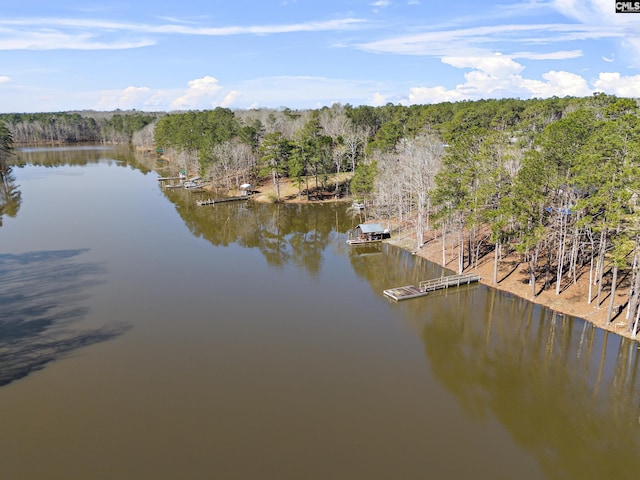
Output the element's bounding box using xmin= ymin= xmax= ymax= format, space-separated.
xmin=1 ymin=146 xmax=639 ymax=479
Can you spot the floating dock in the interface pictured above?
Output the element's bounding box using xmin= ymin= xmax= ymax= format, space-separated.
xmin=383 ymin=273 xmax=481 ymax=301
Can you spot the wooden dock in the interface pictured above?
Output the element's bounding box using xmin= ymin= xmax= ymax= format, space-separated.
xmin=196 ymin=195 xmax=249 ymax=206
xmin=157 ymin=176 xmax=185 ymax=181
xmin=383 ymin=273 xmax=481 ymax=301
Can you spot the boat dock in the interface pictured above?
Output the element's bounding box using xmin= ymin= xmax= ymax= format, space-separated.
xmin=157 ymin=176 xmax=185 ymax=181
xmin=196 ymin=195 xmax=249 ymax=206
xmin=383 ymin=273 xmax=481 ymax=301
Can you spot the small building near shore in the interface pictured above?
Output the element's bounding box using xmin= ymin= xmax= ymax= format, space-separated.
xmin=347 ymin=223 xmax=390 ymax=245
xmin=240 ymin=183 xmax=254 ymax=196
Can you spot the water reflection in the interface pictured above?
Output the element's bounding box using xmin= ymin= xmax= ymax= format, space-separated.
xmin=164 ymin=188 xmax=354 ymax=275
xmin=0 ymin=167 xmax=21 ymax=226
xmin=13 ymin=144 xmax=155 ymax=173
xmin=348 ymin=242 xmax=449 ymax=302
xmin=0 ymin=249 xmax=129 ymax=387
xmin=421 ymin=291 xmax=639 ymax=479
xmin=346 ymin=244 xmax=640 ymax=478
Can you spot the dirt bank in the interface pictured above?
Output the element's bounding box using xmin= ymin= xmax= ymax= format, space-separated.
xmin=248 ymin=173 xmax=353 ymax=204
xmin=198 ymin=170 xmax=639 ymax=342
xmin=387 ymin=228 xmax=639 ymax=342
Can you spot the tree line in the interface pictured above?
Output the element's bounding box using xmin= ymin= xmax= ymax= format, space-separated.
xmin=0 ymin=111 xmax=161 ymax=145
xmin=152 ymin=94 xmax=640 ymax=335
xmin=365 ymin=94 xmax=640 ymax=335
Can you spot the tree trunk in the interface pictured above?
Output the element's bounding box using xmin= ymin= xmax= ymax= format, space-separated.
xmin=555 ymin=213 xmax=567 ymax=295
xmin=568 ymin=224 xmax=580 ymax=284
xmin=441 ymin=221 xmax=447 ymax=267
xmin=530 ymin=244 xmax=540 ymax=298
xmin=493 ymin=241 xmax=499 ymax=285
xmin=627 ymin=243 xmax=640 ymax=331
xmin=458 ymin=227 xmax=464 ymax=274
xmin=595 ymin=229 xmax=607 ymax=308
xmin=272 ymin=170 xmax=280 ymax=200
xmin=606 ymin=264 xmax=619 ymax=323
xmin=588 ymin=255 xmax=594 ymax=305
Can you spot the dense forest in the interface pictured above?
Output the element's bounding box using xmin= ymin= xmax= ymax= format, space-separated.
xmin=151 ymin=94 xmax=640 ymax=335
xmin=3 ymin=94 xmax=640 ymax=335
xmin=0 ymin=110 xmax=161 ymax=145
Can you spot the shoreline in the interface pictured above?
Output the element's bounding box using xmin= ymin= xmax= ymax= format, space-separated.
xmin=386 ymin=229 xmax=639 ymax=342
xmin=159 ymin=161 xmax=639 ymax=343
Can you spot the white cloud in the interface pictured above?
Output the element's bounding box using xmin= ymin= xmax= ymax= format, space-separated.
xmin=170 ymin=76 xmax=224 ymax=110
xmin=552 ymin=0 xmax=621 ymax=24
xmin=90 ymin=75 xmax=399 ymax=111
xmin=371 ymin=92 xmax=389 ymax=106
xmin=0 ymin=31 xmax=154 ymax=50
xmin=512 ymin=50 xmax=582 ymax=60
xmin=405 ymin=56 xmax=594 ymax=104
xmin=371 ymin=1 xmax=391 ymax=7
xmin=96 ymin=86 xmax=156 ymax=110
xmin=220 ymin=90 xmax=241 ymax=107
xmin=408 ymin=86 xmax=464 ymax=104
xmin=0 ymin=76 xmax=12 ymax=84
xmin=442 ymin=54 xmax=525 ymax=77
xmin=520 ymin=70 xmax=592 ymax=97
xmin=115 ymin=86 xmax=152 ymax=109
xmin=0 ymin=16 xmax=366 ymax=51
xmin=94 ymin=77 xmax=228 ymax=111
xmin=0 ymin=16 xmax=365 ymax=39
xmin=593 ymin=72 xmax=640 ymax=97
xmin=357 ymin=23 xmax=626 ymax=58
xmin=550 ymin=0 xmax=640 ymax=60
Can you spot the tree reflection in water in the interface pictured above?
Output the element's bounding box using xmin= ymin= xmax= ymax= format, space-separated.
xmin=348 ymin=244 xmax=640 ymax=479
xmin=419 ymin=286 xmax=640 ymax=479
xmin=0 ymin=167 xmax=22 ymax=226
xmin=0 ymin=249 xmax=129 ymax=387
xmin=164 ymin=188 xmax=353 ymax=276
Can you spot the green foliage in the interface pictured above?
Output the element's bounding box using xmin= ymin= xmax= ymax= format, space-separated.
xmin=238 ymin=119 xmax=264 ymax=151
xmin=0 ymin=121 xmax=13 ymax=164
xmin=104 ymin=113 xmax=156 ymax=141
xmin=258 ymin=132 xmax=292 ymax=200
xmin=154 ymin=108 xmax=238 ymax=153
xmin=350 ymin=161 xmax=376 ymax=198
xmin=258 ymin=132 xmax=291 ymax=177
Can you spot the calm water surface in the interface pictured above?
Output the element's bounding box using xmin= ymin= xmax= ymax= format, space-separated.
xmin=0 ymin=146 xmax=639 ymax=479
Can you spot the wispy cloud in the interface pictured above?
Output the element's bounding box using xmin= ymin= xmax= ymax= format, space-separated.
xmin=357 ymin=23 xmax=627 ymax=58
xmin=512 ymin=50 xmax=582 ymax=60
xmin=0 ymin=31 xmax=154 ymax=50
xmin=0 ymin=16 xmax=366 ymax=50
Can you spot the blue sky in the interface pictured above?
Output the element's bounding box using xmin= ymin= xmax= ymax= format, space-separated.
xmin=1 ymin=0 xmax=639 ymax=112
